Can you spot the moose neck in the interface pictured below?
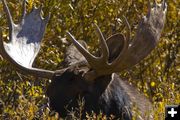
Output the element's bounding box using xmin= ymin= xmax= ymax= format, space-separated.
xmin=88 ymin=75 xmax=112 ymax=99
xmin=91 ymin=74 xmax=112 ymax=96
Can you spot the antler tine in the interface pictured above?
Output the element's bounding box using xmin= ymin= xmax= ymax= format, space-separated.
xmin=2 ymin=0 xmax=14 ymax=41
xmin=0 ymin=28 xmax=4 ymax=54
xmin=153 ymin=0 xmax=157 ymax=9
xmin=147 ymin=0 xmax=151 ymax=17
xmin=37 ymin=5 xmax=43 ymax=15
xmin=111 ymin=37 xmax=127 ymax=67
xmin=43 ymin=13 xmax=51 ymax=24
xmin=162 ymin=0 xmax=167 ymax=11
xmin=94 ymin=24 xmax=109 ymax=62
xmin=123 ymin=16 xmax=131 ymax=45
xmin=22 ymin=0 xmax=26 ymax=19
xmin=110 ymin=20 xmax=128 ymax=67
xmin=66 ymin=31 xmax=98 ymax=67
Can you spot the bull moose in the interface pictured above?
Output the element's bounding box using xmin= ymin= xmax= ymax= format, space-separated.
xmin=0 ymin=0 xmax=167 ymax=119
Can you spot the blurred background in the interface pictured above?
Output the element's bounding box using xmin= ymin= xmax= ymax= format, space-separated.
xmin=0 ymin=0 xmax=179 ymax=119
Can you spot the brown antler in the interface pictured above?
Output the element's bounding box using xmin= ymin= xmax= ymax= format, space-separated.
xmin=0 ymin=0 xmax=55 ymax=78
xmin=67 ymin=0 xmax=167 ymax=80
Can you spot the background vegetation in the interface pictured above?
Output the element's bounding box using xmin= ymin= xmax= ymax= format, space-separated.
xmin=0 ymin=0 xmax=179 ymax=119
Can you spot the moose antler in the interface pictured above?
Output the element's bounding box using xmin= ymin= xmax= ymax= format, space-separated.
xmin=0 ymin=0 xmax=167 ymax=81
xmin=67 ymin=0 xmax=167 ymax=80
xmin=0 ymin=0 xmax=55 ymax=78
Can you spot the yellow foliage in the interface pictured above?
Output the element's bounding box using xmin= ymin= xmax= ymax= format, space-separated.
xmin=0 ymin=0 xmax=179 ymax=119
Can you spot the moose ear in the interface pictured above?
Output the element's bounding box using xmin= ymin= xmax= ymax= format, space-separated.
xmin=106 ymin=33 xmax=126 ymax=62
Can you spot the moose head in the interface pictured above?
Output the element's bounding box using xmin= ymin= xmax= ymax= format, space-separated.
xmin=0 ymin=0 xmax=167 ymax=119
